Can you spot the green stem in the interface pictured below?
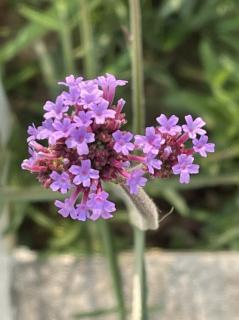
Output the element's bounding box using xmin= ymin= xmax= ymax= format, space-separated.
xmin=129 ymin=0 xmax=147 ymax=319
xmin=79 ymin=0 xmax=96 ymax=78
xmin=78 ymin=3 xmax=126 ymax=319
xmin=132 ymin=229 xmax=147 ymax=320
xmin=56 ymin=0 xmax=75 ymax=74
xmin=129 ymin=0 xmax=145 ymax=134
xmin=99 ymin=221 xmax=126 ymax=320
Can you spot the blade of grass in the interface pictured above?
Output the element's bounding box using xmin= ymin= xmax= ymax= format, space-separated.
xmin=146 ymin=173 xmax=239 ymax=192
xmin=0 ymin=186 xmax=63 ymax=202
xmin=34 ymin=40 xmax=58 ymax=96
xmin=160 ymin=188 xmax=189 ymax=216
xmin=0 ymin=7 xmax=56 ymax=65
xmin=129 ymin=0 xmax=147 ymax=319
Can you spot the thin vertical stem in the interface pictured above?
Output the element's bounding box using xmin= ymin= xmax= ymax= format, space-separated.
xmin=78 ymin=2 xmax=126 ymax=319
xmin=129 ymin=0 xmax=145 ymax=134
xmin=99 ymin=221 xmax=127 ymax=320
xmin=56 ymin=0 xmax=75 ymax=74
xmin=129 ymin=0 xmax=147 ymax=319
xmin=79 ymin=0 xmax=96 ymax=78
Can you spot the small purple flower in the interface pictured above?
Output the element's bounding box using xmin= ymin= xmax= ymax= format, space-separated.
xmin=112 ymin=130 xmax=134 ymax=155
xmin=73 ymin=111 xmax=93 ymax=127
xmin=193 ymin=135 xmax=215 ymax=157
xmin=69 ymin=160 xmax=99 ymax=187
xmin=182 ymin=115 xmax=206 ymax=139
xmin=80 ymin=80 xmax=102 ymax=107
xmin=27 ymin=124 xmax=39 ymax=142
xmin=55 ymin=199 xmax=76 ymax=219
xmin=58 ymin=75 xmax=83 ymax=88
xmin=52 ymin=118 xmax=74 ymax=141
xmin=21 ymin=156 xmax=36 ymax=171
xmin=135 ymin=127 xmax=165 ymax=154
xmin=172 ymin=154 xmax=199 ymax=184
xmin=61 ymin=87 xmax=81 ymax=106
xmin=37 ymin=119 xmax=56 ymax=144
xmin=145 ymin=153 xmax=162 ymax=174
xmin=87 ymin=191 xmax=116 ymax=220
xmin=50 ymin=171 xmax=72 ymax=193
xmin=75 ymin=204 xmax=90 ymax=221
xmin=127 ymin=169 xmax=147 ymax=194
xmin=65 ymin=127 xmax=95 ymax=155
xmin=156 ymin=114 xmax=182 ymax=136
xmin=90 ymin=99 xmax=116 ymax=124
xmin=116 ymin=98 xmax=126 ymax=112
xmin=98 ymin=73 xmax=127 ymax=103
xmin=43 ymin=95 xmax=68 ymax=119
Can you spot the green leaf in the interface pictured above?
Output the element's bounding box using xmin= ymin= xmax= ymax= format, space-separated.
xmin=0 ymin=186 xmax=63 ymax=202
xmin=160 ymin=188 xmax=189 ymax=216
xmin=19 ymin=5 xmax=59 ymax=30
xmin=4 ymin=203 xmax=28 ymax=233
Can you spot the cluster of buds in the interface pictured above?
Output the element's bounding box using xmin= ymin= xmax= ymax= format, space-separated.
xmin=22 ymin=74 xmax=215 ymax=221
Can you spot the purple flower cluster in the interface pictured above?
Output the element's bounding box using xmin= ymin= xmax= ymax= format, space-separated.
xmin=132 ymin=114 xmax=214 ymax=184
xmin=22 ymin=74 xmax=215 ymax=221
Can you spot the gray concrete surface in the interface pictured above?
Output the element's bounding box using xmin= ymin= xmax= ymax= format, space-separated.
xmin=2 ymin=249 xmax=239 ymax=320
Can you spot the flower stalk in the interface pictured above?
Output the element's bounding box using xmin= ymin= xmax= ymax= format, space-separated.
xmin=129 ymin=0 xmax=148 ymax=319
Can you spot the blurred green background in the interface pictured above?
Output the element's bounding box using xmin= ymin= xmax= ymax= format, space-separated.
xmin=1 ymin=0 xmax=239 ymax=254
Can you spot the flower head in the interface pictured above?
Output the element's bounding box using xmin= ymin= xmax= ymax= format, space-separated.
xmin=22 ymin=73 xmax=214 ymax=222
